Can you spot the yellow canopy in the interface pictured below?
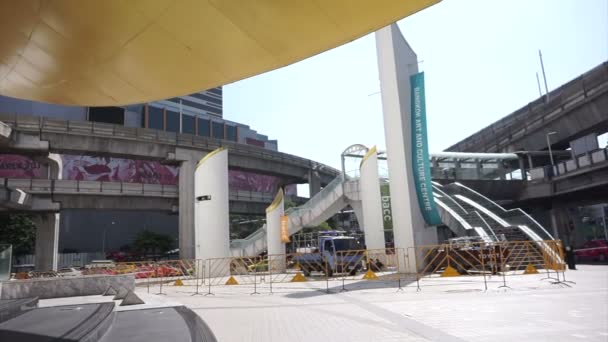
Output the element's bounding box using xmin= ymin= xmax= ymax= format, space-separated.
xmin=0 ymin=0 xmax=439 ymax=106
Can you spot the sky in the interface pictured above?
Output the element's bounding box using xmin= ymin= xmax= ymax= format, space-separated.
xmin=224 ymin=0 xmax=608 ymax=171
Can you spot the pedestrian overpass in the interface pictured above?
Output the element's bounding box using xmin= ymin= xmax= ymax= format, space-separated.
xmin=230 ymin=146 xmax=555 ymax=258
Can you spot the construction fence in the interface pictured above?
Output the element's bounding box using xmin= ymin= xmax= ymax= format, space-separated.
xmin=29 ymin=240 xmax=569 ymax=294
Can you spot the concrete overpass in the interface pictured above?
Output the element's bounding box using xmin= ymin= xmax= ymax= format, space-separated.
xmin=0 ymin=114 xmax=341 ymax=267
xmin=0 ymin=114 xmax=339 ymax=187
xmin=0 ymin=178 xmax=279 ymax=214
xmin=446 ymin=61 xmax=608 ymax=153
xmin=8 ymin=143 xmax=605 ymax=269
xmin=430 ymin=146 xmax=608 ymax=205
xmin=445 ymin=61 xmax=608 ymax=246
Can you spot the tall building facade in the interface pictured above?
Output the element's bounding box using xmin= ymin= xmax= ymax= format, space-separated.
xmin=0 ymin=87 xmax=278 ymax=151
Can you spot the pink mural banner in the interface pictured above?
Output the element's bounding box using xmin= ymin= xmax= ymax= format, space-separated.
xmin=228 ymin=169 xmax=281 ymax=194
xmin=0 ymin=153 xmax=288 ymax=193
xmin=0 ymin=154 xmax=47 ymax=178
xmin=61 ymin=155 xmax=179 ymax=185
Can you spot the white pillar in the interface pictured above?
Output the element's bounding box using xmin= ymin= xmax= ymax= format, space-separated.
xmin=376 ymin=24 xmax=437 ymax=273
xmin=359 ymin=146 xmax=385 ymax=251
xmin=266 ymin=189 xmax=286 ymax=272
xmin=350 ymin=201 xmax=364 ymax=229
xmin=195 ymin=148 xmax=230 ymax=276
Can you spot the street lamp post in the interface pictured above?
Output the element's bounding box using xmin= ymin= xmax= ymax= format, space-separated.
xmin=546 ymin=131 xmax=557 ymax=173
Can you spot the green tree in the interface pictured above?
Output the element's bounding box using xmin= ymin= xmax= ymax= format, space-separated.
xmin=284 ymin=197 xmax=297 ymax=210
xmin=301 ymin=221 xmax=333 ymax=234
xmin=133 ymin=230 xmax=173 ymax=257
xmin=0 ymin=213 xmax=36 ymax=255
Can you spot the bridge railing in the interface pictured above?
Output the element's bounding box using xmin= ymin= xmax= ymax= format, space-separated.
xmin=230 ymin=190 xmax=274 ymax=203
xmin=285 ymin=174 xmax=344 ymax=220
xmin=2 ymin=178 xmax=179 ymax=197
xmin=529 ymin=147 xmax=608 ymax=181
xmin=2 ymin=178 xmax=276 ymax=203
xmin=230 ymin=225 xmax=267 ymax=257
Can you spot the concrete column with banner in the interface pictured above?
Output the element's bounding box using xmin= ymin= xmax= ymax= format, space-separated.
xmin=376 ymin=24 xmax=438 ymax=273
xmin=194 ymin=148 xmax=230 ymax=277
xmin=359 ymin=146 xmax=386 ymax=251
xmin=266 ymin=189 xmax=286 ymax=273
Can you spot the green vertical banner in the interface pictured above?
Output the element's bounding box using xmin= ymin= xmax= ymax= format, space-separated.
xmin=380 ymin=183 xmax=393 ymax=231
xmin=410 ymin=72 xmax=442 ymax=226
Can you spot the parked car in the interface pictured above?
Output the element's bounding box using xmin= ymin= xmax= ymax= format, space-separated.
xmin=575 ymin=240 xmax=608 ymax=262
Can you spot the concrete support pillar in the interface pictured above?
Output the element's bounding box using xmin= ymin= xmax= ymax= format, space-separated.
xmin=453 ymin=161 xmax=461 ymax=180
xmin=48 ymin=153 xmax=63 ymax=180
xmin=550 ymin=205 xmax=574 ymax=244
xmin=31 ymin=154 xmax=62 ymax=272
xmin=475 ymin=160 xmax=482 ymax=180
xmin=376 ymin=24 xmax=437 ymax=273
xmin=266 ymin=189 xmax=285 ymax=272
xmin=308 ymin=170 xmax=321 ymax=197
xmin=527 ymin=154 xmax=534 ymax=169
xmin=194 ymin=148 xmax=230 ymax=269
xmin=518 ymin=157 xmax=527 ymax=181
xmin=498 ymin=160 xmax=506 ymax=180
xmin=175 ymin=148 xmax=204 ymax=260
xmin=34 ymin=213 xmax=60 ymax=271
xmin=179 ymin=160 xmax=196 ymax=260
xmin=431 ymin=158 xmax=439 ymax=179
xmin=550 ymin=208 xmax=560 ymax=240
xmin=359 ymin=147 xmax=385 ymax=250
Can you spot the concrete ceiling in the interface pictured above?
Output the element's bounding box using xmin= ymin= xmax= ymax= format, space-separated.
xmin=0 ymin=0 xmax=439 ymax=106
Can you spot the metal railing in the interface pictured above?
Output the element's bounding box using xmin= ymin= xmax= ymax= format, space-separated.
xmin=529 ymin=147 xmax=608 ymax=181
xmin=3 ymin=178 xmax=276 ymax=203
xmin=286 ymin=174 xmax=344 ymax=219
xmin=450 ymin=182 xmax=554 ymax=241
xmin=3 ymin=178 xmax=178 ymax=197
xmin=14 ymin=240 xmax=568 ymax=294
xmin=229 ymin=174 xmax=347 ymax=256
xmin=229 ymin=225 xmax=267 ymax=257
xmin=12 ymin=252 xmax=106 ymax=270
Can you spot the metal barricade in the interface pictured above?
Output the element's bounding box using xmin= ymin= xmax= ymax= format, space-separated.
xmin=101 ymin=240 xmax=567 ymax=295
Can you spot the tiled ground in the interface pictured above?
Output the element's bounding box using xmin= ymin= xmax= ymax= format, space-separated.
xmin=143 ymin=265 xmax=608 ymax=342
xmin=40 ymin=265 xmax=608 ymax=342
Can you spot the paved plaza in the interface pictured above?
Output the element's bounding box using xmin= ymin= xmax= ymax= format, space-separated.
xmin=38 ymin=265 xmax=608 ymax=341
xmin=131 ymin=265 xmax=607 ymax=342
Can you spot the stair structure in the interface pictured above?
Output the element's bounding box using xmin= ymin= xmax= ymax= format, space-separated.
xmin=229 ymin=176 xmax=561 ymax=266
